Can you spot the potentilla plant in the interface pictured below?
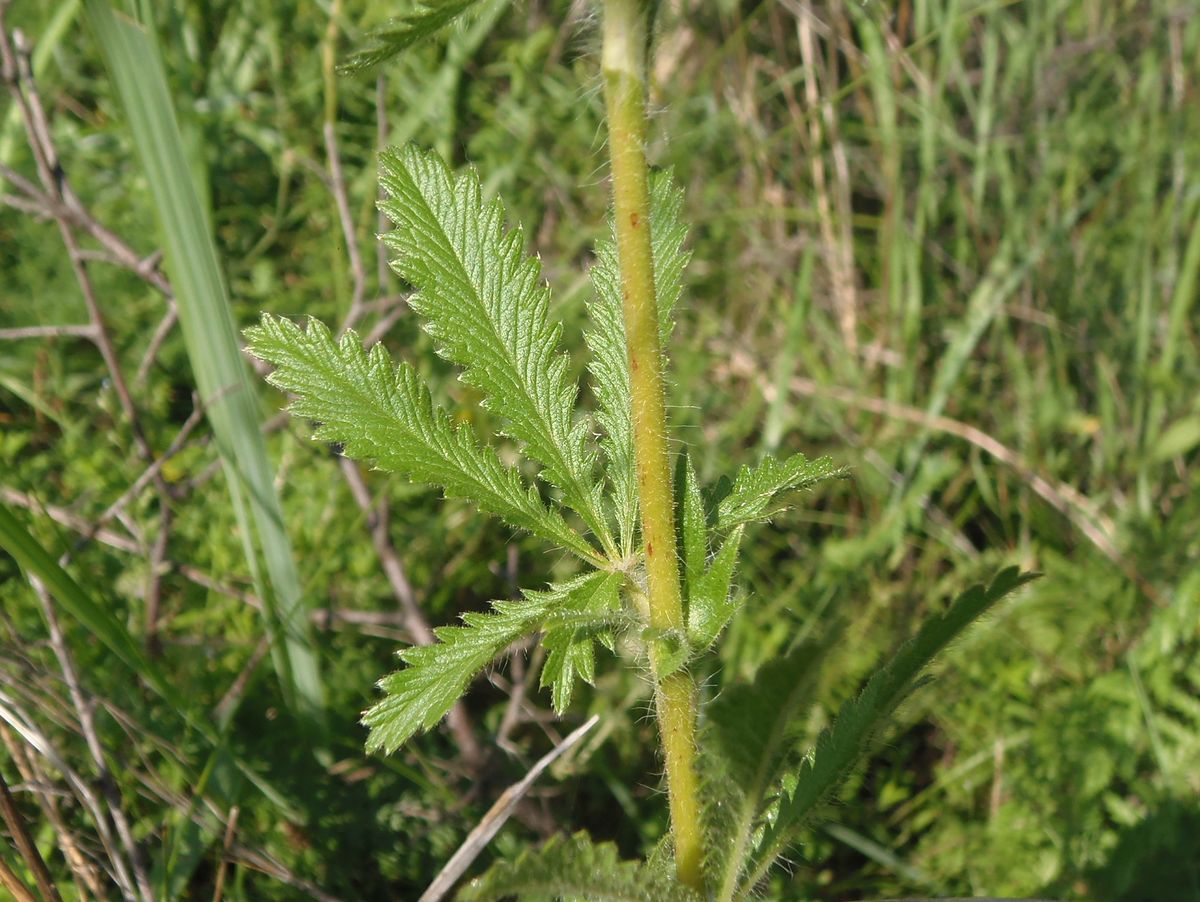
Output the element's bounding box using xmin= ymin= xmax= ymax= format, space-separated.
xmin=246 ymin=1 xmax=1033 ymax=897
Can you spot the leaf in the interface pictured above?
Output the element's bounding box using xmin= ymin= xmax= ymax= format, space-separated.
xmin=459 ymin=831 xmax=699 ymax=901
xmin=701 ymin=643 xmax=825 ymax=899
xmin=678 ymin=454 xmax=743 ymax=651
xmin=378 ymin=145 xmax=613 ymax=554
xmin=86 ymin=0 xmax=326 ymax=726
xmin=713 ymin=453 xmax=842 ymax=532
xmin=337 ymin=0 xmax=486 ymax=74
xmin=742 ymin=567 xmax=1038 ymax=893
xmin=245 ymin=315 xmax=599 ymax=563
xmin=539 ymin=571 xmax=626 ymax=713
xmin=363 ymin=573 xmax=611 ymax=754
xmin=587 ymin=171 xmax=692 ymax=556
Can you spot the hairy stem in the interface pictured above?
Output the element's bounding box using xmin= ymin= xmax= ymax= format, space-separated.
xmin=602 ymin=0 xmax=703 ymax=888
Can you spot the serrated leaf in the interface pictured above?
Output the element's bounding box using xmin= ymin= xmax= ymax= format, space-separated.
xmin=459 ymin=831 xmax=699 ymax=901
xmin=338 ymin=0 xmax=485 ymax=74
xmin=364 ymin=574 xmax=614 ymax=755
xmin=587 ymin=171 xmax=692 ymax=556
xmin=677 ymin=454 xmax=743 ymax=650
xmin=678 ymin=454 xmax=707 ymax=585
xmin=743 ymin=567 xmax=1038 ymax=892
xmin=379 ymin=145 xmax=613 ymax=555
xmin=685 ymin=527 xmax=743 ymax=651
xmin=539 ymin=571 xmax=625 ymax=713
xmin=713 ymin=453 xmax=842 ymax=532
xmin=702 ymin=643 xmax=825 ymax=899
xmin=245 ymin=315 xmax=599 ymax=563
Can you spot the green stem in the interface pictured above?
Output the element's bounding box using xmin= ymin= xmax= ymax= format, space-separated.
xmin=602 ymin=0 xmax=703 ymax=889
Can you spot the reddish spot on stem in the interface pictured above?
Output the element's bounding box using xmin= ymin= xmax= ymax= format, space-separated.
xmin=647 ymin=541 xmax=654 ymax=556
xmin=630 ymin=212 xmax=640 ymax=228
xmin=631 ymin=355 xmax=639 ymax=371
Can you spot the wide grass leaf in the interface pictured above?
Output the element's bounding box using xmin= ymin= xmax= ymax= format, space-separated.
xmin=85 ymin=0 xmax=324 ymax=724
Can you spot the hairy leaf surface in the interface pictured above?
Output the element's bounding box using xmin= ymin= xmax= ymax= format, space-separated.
xmin=379 ymin=145 xmax=612 ymax=553
xmin=587 ymin=171 xmax=691 ymax=555
xmin=678 ymin=455 xmax=743 ymax=650
xmin=338 ymin=0 xmax=485 ymax=74
xmin=713 ymin=452 xmax=842 ymax=532
xmin=744 ymin=567 xmax=1036 ymax=891
xmin=363 ymin=572 xmax=619 ymax=754
xmin=702 ymin=643 xmax=825 ymax=899
xmin=245 ymin=315 xmax=597 ymax=561
xmin=459 ymin=831 xmax=699 ymax=901
xmin=540 ymin=570 xmax=626 ymax=713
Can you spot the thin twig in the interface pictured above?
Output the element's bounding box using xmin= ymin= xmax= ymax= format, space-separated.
xmin=0 ymin=691 xmax=137 ymax=899
xmin=0 ymin=324 xmax=97 ymax=340
xmin=0 ymin=766 xmax=60 ymax=902
xmin=0 ymin=724 xmax=103 ymax=899
xmin=210 ymin=805 xmax=240 ymax=902
xmin=31 ymin=580 xmax=153 ymax=902
xmin=419 ymin=715 xmax=600 ymax=902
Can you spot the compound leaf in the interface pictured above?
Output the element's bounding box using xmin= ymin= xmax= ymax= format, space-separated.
xmin=363 ymin=573 xmax=617 ymax=755
xmin=743 ymin=567 xmax=1037 ymax=892
xmin=379 ymin=145 xmax=612 ymax=553
xmin=702 ymin=643 xmax=825 ymax=898
xmin=678 ymin=454 xmax=743 ymax=651
xmin=245 ymin=315 xmax=598 ymax=562
xmin=338 ymin=0 xmax=485 ymax=74
xmin=460 ymin=831 xmax=699 ymax=902
xmin=587 ymin=171 xmax=692 ymax=555
xmin=540 ymin=570 xmax=626 ymax=713
xmin=714 ymin=453 xmax=842 ymax=532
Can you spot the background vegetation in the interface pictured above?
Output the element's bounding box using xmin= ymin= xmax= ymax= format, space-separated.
xmin=1 ymin=0 xmax=1197 ymax=898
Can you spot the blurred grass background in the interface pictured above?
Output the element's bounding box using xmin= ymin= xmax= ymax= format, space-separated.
xmin=1 ymin=0 xmax=1198 ymax=899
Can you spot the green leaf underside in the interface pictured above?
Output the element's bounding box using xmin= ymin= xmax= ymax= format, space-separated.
xmin=702 ymin=643 xmax=825 ymax=899
xmin=245 ymin=315 xmax=597 ymax=561
xmin=744 ymin=567 xmax=1037 ymax=891
xmin=379 ymin=145 xmax=613 ymax=554
xmin=540 ymin=571 xmax=626 ymax=713
xmin=587 ymin=171 xmax=691 ymax=556
xmin=460 ymin=831 xmax=699 ymax=902
xmin=680 ymin=454 xmax=743 ymax=650
xmin=714 ymin=453 xmax=843 ymax=532
xmin=363 ymin=571 xmax=619 ymax=754
xmin=338 ymin=0 xmax=484 ymax=74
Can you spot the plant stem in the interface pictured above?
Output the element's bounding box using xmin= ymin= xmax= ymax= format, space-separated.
xmin=602 ymin=0 xmax=703 ymax=889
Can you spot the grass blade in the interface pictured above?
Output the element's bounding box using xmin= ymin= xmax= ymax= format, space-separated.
xmin=84 ymin=0 xmax=325 ymax=725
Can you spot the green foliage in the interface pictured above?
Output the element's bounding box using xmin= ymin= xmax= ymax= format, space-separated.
xmin=338 ymin=0 xmax=487 ymax=74
xmin=364 ymin=572 xmax=623 ymax=754
xmin=702 ymin=643 xmax=826 ymax=899
xmin=460 ymin=831 xmax=700 ymax=902
xmin=586 ymin=171 xmax=690 ymax=557
xmin=679 ymin=455 xmax=743 ymax=651
xmin=244 ymin=314 xmax=597 ymax=561
xmin=744 ymin=567 xmax=1037 ymax=891
xmin=713 ymin=453 xmax=843 ymax=532
xmin=378 ymin=144 xmax=613 ymax=553
xmin=540 ymin=570 xmax=626 ymax=713
xmin=4 ymin=1 xmax=1192 ymax=897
